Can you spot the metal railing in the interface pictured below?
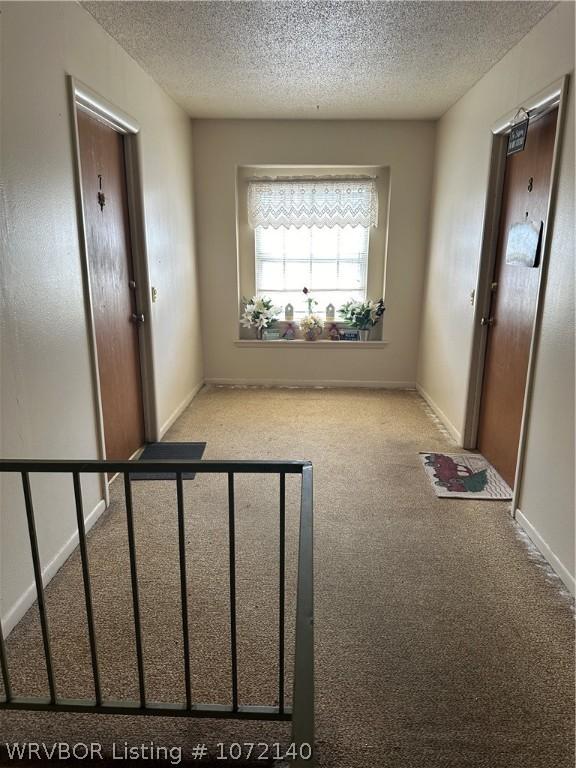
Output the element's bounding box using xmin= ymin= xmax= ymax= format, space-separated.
xmin=0 ymin=459 xmax=313 ymax=759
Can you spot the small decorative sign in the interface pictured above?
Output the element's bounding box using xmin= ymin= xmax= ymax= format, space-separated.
xmin=505 ymin=220 xmax=543 ymax=267
xmin=262 ymin=329 xmax=281 ymax=340
xmin=507 ymin=117 xmax=529 ymax=155
xmin=339 ymin=329 xmax=359 ymax=341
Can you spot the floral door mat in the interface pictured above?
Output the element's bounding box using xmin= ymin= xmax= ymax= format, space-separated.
xmin=419 ymin=452 xmax=512 ymax=500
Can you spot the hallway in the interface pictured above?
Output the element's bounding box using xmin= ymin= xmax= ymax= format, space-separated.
xmin=1 ymin=387 xmax=573 ymax=767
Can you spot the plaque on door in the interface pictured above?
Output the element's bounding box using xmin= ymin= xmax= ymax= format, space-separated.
xmin=507 ymin=116 xmax=529 ymax=155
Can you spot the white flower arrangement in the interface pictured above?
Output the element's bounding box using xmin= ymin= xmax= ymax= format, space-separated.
xmin=300 ymin=313 xmax=324 ymax=339
xmin=241 ymin=296 xmax=282 ymax=331
xmin=338 ymin=298 xmax=385 ymax=329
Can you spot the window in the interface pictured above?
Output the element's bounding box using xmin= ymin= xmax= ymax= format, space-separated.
xmin=255 ymin=225 xmax=368 ymax=313
xmin=248 ymin=178 xmax=378 ymax=316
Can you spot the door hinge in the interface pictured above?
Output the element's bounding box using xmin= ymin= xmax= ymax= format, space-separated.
xmin=480 ymin=316 xmax=495 ymax=327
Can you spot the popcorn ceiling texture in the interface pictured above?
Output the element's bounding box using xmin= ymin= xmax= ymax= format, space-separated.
xmin=81 ymin=1 xmax=555 ymax=119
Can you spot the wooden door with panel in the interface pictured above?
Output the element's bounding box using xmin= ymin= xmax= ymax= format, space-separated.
xmin=477 ymin=108 xmax=558 ymax=488
xmin=78 ymin=108 xmax=145 ymax=462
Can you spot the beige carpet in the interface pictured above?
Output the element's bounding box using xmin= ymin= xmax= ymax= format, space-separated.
xmin=1 ymin=387 xmax=574 ymax=767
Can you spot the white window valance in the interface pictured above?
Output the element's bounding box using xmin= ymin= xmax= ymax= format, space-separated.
xmin=248 ymin=178 xmax=378 ymax=229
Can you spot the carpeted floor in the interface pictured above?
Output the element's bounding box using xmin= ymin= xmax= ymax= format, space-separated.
xmin=1 ymin=387 xmax=574 ymax=767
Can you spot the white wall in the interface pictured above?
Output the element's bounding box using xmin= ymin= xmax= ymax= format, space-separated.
xmin=192 ymin=120 xmax=436 ymax=386
xmin=417 ymin=3 xmax=575 ymax=591
xmin=0 ymin=1 xmax=203 ymax=630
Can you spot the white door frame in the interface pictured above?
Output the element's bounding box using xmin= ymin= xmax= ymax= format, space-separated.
xmin=462 ymin=74 xmax=570 ymax=517
xmin=67 ymin=76 xmax=158 ymax=503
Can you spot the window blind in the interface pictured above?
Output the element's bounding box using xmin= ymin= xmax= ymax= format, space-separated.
xmin=255 ymin=224 xmax=369 ymax=314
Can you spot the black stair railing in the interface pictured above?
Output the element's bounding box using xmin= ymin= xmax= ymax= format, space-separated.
xmin=0 ymin=459 xmax=313 ymax=763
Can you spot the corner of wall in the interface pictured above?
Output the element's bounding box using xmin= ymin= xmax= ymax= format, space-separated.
xmin=515 ymin=509 xmax=575 ymax=596
xmin=416 ymin=383 xmax=462 ymax=445
xmin=158 ymin=379 xmax=204 ymax=438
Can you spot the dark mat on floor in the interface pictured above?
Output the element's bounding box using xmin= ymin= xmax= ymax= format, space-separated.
xmin=130 ymin=441 xmax=206 ymax=480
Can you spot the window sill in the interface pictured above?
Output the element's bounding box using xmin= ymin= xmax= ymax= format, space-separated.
xmin=234 ymin=339 xmax=389 ymax=348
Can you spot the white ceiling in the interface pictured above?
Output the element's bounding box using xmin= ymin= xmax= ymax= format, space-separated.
xmin=82 ymin=1 xmax=555 ymax=120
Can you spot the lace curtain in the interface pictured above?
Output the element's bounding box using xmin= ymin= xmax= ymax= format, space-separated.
xmin=248 ymin=178 xmax=378 ymax=229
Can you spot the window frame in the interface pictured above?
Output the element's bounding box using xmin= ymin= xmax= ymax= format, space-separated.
xmin=236 ymin=165 xmax=390 ymax=335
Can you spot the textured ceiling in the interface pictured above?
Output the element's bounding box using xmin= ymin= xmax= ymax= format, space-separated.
xmin=82 ymin=1 xmax=555 ymax=119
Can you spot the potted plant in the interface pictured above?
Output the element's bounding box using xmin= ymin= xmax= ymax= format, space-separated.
xmin=300 ymin=313 xmax=324 ymax=341
xmin=339 ymin=298 xmax=385 ymax=340
xmin=241 ymin=296 xmax=281 ymax=339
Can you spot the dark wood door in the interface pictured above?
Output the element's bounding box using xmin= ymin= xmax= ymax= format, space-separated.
xmin=478 ymin=108 xmax=558 ymax=488
xmin=77 ymin=109 xmax=145 ymax=461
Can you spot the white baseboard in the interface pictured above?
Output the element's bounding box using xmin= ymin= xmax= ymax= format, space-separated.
xmin=205 ymin=378 xmax=416 ymax=389
xmin=416 ymin=383 xmax=462 ymax=444
xmin=159 ymin=380 xmax=204 ymax=437
xmin=1 ymin=498 xmax=107 ymax=637
xmin=515 ymin=509 xmax=575 ymax=596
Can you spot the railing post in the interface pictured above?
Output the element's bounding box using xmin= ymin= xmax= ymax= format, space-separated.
xmin=278 ymin=472 xmax=286 ymax=713
xmin=123 ymin=473 xmax=146 ymax=708
xmin=291 ymin=463 xmax=314 ymax=765
xmin=72 ymin=472 xmax=102 ymax=705
xmin=21 ymin=472 xmax=57 ymax=703
xmin=176 ymin=472 xmax=193 ymax=709
xmin=0 ymin=619 xmax=12 ymax=704
xmin=227 ymin=473 xmax=239 ymax=712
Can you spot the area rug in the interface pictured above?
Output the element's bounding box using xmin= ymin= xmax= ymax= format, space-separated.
xmin=130 ymin=441 xmax=206 ymax=480
xmin=419 ymin=452 xmax=512 ymax=500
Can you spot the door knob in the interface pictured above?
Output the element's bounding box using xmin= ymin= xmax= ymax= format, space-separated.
xmin=131 ymin=313 xmax=145 ymax=324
